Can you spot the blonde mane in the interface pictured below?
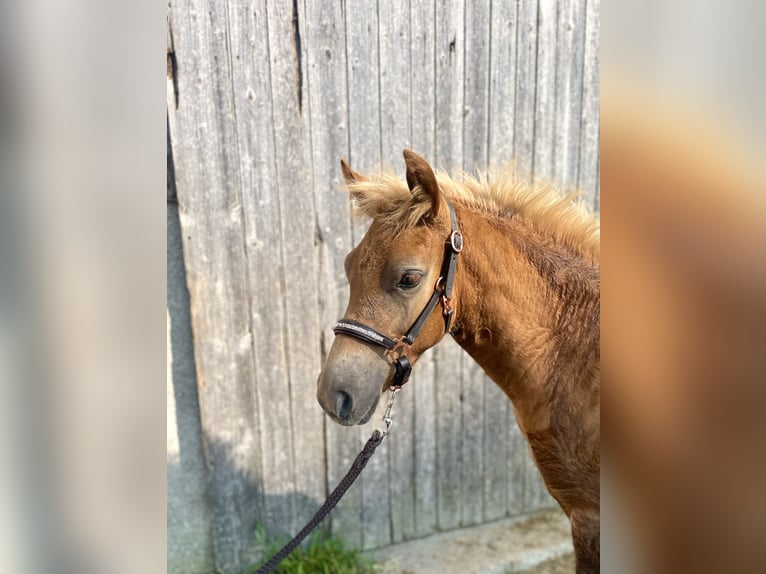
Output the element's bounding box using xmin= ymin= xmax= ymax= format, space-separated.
xmin=345 ymin=167 xmax=600 ymax=260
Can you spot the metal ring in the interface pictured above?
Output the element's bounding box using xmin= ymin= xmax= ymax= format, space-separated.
xmin=450 ymin=230 xmax=464 ymax=252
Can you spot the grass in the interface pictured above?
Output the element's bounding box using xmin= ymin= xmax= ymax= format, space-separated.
xmin=250 ymin=526 xmax=377 ymax=574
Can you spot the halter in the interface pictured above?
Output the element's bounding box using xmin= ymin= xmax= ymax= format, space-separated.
xmin=333 ymin=198 xmax=463 ymax=389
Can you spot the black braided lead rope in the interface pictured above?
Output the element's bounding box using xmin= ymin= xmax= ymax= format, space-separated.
xmin=253 ymin=430 xmax=386 ymax=574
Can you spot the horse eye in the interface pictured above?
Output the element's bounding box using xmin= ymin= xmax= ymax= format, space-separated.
xmin=397 ymin=272 xmax=422 ymax=289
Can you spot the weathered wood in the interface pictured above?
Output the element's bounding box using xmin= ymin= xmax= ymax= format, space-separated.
xmin=221 ymin=0 xmax=299 ymax=553
xmin=514 ymin=0 xmax=538 ymax=179
xmin=434 ymin=0 xmax=466 ymax=532
xmin=344 ymin=0 xmax=390 ymax=550
xmin=507 ymin=406 xmax=528 ymax=515
xmin=579 ymin=0 xmax=601 ymax=211
xmin=460 ymin=360 xmax=485 ymax=526
xmin=553 ymin=0 xmax=587 ymax=191
xmin=506 ymin=0 xmax=539 ymax=516
xmin=461 ymin=0 xmax=491 ymax=528
xmin=167 ymin=2 xmax=265 ymax=571
xmin=409 ymin=0 xmax=439 ymax=540
xmin=346 ymin=0 xmax=381 ymax=249
xmin=529 ymin=0 xmax=561 ymax=511
xmin=534 ymin=0 xmax=558 ymax=181
xmin=488 ymin=0 xmax=519 ymax=168
xmin=463 ymin=0 xmax=490 ymax=170
xmin=264 ymin=0 xmax=327 ymax=534
xmin=378 ymin=0 xmax=416 ymax=545
xmin=303 ymin=0 xmax=355 ymax=546
xmin=483 ymin=0 xmax=516 ymax=516
xmin=483 ymin=381 xmax=508 ymax=521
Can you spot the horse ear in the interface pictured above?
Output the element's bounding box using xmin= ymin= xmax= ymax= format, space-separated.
xmin=403 ymin=149 xmax=441 ymax=220
xmin=340 ymin=158 xmax=366 ymax=184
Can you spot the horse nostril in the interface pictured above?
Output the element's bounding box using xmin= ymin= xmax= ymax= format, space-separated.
xmin=335 ymin=390 xmax=353 ymax=420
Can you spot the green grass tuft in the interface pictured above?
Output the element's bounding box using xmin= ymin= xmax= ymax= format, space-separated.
xmin=250 ymin=526 xmax=377 ymax=574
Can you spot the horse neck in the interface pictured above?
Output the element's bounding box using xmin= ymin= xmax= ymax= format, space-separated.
xmin=450 ymin=205 xmax=600 ymax=417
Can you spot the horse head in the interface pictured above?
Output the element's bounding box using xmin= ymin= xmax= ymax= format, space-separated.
xmin=317 ymin=150 xmax=457 ymax=425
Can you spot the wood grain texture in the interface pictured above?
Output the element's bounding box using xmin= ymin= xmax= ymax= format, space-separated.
xmin=579 ymin=0 xmax=601 ymax=211
xmin=514 ymin=0 xmax=538 ymax=179
xmin=507 ymin=406 xmax=528 ymax=516
xmin=534 ymin=0 xmax=558 ymax=180
xmin=264 ymin=0 xmax=326 ymax=534
xmin=304 ymin=0 xmax=356 ymax=547
xmin=167 ymin=1 xmax=266 ymax=571
xmin=461 ymin=0 xmax=491 ymax=528
xmin=434 ymin=0 xmax=466 ymax=532
xmin=483 ymin=1 xmax=516 ymax=515
xmin=378 ymin=0 xmax=416 ymax=545
xmin=553 ymin=0 xmax=587 ymax=191
xmin=344 ymin=0 xmax=390 ymax=550
xmin=409 ymin=0 xmax=439 ymax=539
xmin=483 ymin=381 xmax=508 ymax=521
xmin=168 ymin=0 xmax=599 ymax=564
xmin=488 ymin=0 xmax=519 ymax=168
xmin=227 ymin=0 xmax=297 ymax=548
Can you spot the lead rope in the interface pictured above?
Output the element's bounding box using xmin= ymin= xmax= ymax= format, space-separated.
xmin=253 ymin=388 xmax=400 ymax=574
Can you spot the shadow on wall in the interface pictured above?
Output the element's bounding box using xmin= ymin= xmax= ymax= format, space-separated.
xmin=168 ymin=202 xmax=326 ymax=574
xmin=191 ymin=439 xmax=327 ymax=574
xmin=168 ymin=201 xmax=215 ymax=574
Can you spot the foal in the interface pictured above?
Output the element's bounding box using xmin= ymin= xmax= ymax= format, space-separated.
xmin=317 ymin=150 xmax=600 ymax=572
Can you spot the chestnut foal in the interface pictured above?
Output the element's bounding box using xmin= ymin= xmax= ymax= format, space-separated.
xmin=317 ymin=150 xmax=600 ymax=572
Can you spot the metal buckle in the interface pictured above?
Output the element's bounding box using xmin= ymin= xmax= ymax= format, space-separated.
xmin=381 ymin=386 xmax=400 ymax=436
xmin=450 ymin=230 xmax=464 ymax=253
xmin=442 ymin=294 xmax=453 ymax=316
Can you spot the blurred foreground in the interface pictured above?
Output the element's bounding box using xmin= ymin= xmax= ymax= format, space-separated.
xmin=601 ymin=86 xmax=766 ymax=573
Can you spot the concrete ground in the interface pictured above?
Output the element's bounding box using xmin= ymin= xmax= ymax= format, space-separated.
xmin=369 ymin=509 xmax=574 ymax=574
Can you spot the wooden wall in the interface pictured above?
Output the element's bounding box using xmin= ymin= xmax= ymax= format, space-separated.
xmin=167 ymin=0 xmax=599 ymax=571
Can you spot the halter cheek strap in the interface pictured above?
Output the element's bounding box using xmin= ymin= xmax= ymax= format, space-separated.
xmin=332 ymin=198 xmax=463 ymax=388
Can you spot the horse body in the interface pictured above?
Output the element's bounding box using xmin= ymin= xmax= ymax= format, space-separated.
xmin=451 ymin=206 xmax=600 ymax=570
xmin=317 ymin=150 xmax=600 ymax=572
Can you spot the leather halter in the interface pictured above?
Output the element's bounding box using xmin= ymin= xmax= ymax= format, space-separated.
xmin=333 ymin=198 xmax=463 ymax=388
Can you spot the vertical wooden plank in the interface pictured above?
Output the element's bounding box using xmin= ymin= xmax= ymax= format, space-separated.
xmin=434 ymin=0 xmax=465 ymax=533
xmin=514 ymin=0 xmax=538 ymax=179
xmin=529 ymin=0 xmax=560 ymax=511
xmin=410 ymin=0 xmax=439 ymax=540
xmin=265 ymin=0 xmax=326 ymax=532
xmin=167 ymin=2 xmax=265 ymax=571
xmin=344 ymin=0 xmax=389 ymax=550
xmin=219 ymin=0 xmax=298 ymax=557
xmin=434 ymin=0 xmax=466 ymax=174
xmin=462 ymin=0 xmax=490 ymax=170
xmin=304 ymin=0 xmax=358 ymax=546
xmin=509 ymin=0 xmax=538 ymax=516
xmin=553 ymin=0 xmax=587 ymax=191
xmin=459 ymin=362 xmax=485 ymax=526
xmin=461 ymin=1 xmax=490 ymax=527
xmin=594 ymin=175 xmax=600 ymax=213
xmin=346 ymin=0 xmax=382 ymax=248
xmin=578 ymin=0 xmax=600 ymax=211
xmin=222 ymin=2 xmax=295 ymax=553
xmin=488 ymin=0 xmax=519 ymax=168
xmin=507 ymin=406 xmax=528 ymax=515
xmin=378 ymin=0 xmax=416 ymax=545
xmin=533 ymin=0 xmax=557 ymax=180
xmin=483 ymin=0 xmax=515 ymax=516
xmin=483 ymin=381 xmax=509 ymax=521
xmin=307 ymin=0 xmax=364 ymax=548
xmin=411 ymin=355 xmax=438 ymax=537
